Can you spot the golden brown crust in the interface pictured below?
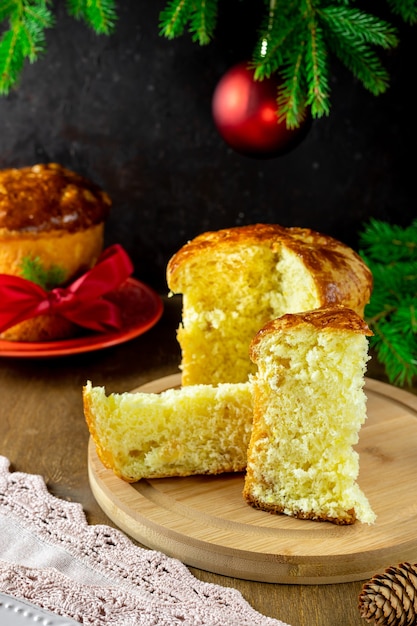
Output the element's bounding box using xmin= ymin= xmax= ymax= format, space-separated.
xmin=167 ymin=223 xmax=287 ymax=281
xmin=166 ymin=223 xmax=373 ymax=314
xmin=82 ymin=384 xmax=124 ymax=480
xmin=243 ymin=491 xmax=356 ymax=525
xmin=0 ymin=163 xmax=111 ymax=234
xmin=250 ymin=306 xmax=373 ymax=363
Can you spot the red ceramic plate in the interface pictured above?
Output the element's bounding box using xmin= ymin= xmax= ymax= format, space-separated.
xmin=0 ymin=278 xmax=163 ymax=358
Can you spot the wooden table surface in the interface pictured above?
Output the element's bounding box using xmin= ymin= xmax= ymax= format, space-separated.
xmin=0 ymin=294 xmax=415 ymax=626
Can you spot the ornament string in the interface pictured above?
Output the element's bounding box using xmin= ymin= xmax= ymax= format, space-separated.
xmin=260 ymin=0 xmax=276 ymax=58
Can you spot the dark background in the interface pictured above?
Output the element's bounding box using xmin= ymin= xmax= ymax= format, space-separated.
xmin=0 ymin=1 xmax=415 ymax=293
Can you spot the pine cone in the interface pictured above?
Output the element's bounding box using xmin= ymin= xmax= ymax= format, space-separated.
xmin=358 ymin=562 xmax=417 ymax=625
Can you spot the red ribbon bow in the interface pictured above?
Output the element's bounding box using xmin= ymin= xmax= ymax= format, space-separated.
xmin=0 ymin=244 xmax=134 ymax=334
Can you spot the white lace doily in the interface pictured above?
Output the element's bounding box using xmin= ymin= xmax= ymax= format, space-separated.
xmin=0 ymin=456 xmax=289 ymax=625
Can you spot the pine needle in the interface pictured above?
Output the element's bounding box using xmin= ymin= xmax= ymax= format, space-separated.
xmin=67 ymin=0 xmax=117 ymax=35
xmin=189 ymin=0 xmax=218 ymax=45
xmin=158 ymin=0 xmax=195 ymax=40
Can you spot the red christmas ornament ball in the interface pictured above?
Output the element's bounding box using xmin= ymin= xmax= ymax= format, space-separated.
xmin=212 ymin=62 xmax=310 ymax=158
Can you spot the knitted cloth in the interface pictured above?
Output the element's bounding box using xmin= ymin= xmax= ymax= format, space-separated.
xmin=0 ymin=456 xmax=290 ymax=626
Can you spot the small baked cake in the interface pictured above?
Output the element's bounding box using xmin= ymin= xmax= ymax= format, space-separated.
xmin=0 ymin=163 xmax=111 ymax=341
xmin=166 ymin=223 xmax=373 ymax=385
xmin=83 ymin=380 xmax=253 ymax=481
xmin=243 ymin=306 xmax=375 ymax=525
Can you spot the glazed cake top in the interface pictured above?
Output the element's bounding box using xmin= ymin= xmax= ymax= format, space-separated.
xmin=0 ymin=163 xmax=111 ymax=233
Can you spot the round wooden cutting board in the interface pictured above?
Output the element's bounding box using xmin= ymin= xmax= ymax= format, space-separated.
xmin=88 ymin=374 xmax=417 ymax=584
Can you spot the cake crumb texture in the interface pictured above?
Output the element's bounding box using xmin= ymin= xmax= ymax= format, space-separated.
xmin=243 ymin=306 xmax=376 ymax=525
xmin=83 ymin=380 xmax=253 ymax=482
xmin=167 ymin=224 xmax=372 ymax=385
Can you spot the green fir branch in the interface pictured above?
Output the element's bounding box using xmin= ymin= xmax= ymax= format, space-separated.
xmin=189 ymin=0 xmax=218 ymax=45
xmin=158 ymin=0 xmax=195 ymax=40
xmin=252 ymin=2 xmax=295 ymax=77
xmin=369 ymin=318 xmax=417 ymax=388
xmin=387 ymin=0 xmax=417 ymax=24
xmin=0 ymin=0 xmax=117 ymax=95
xmin=20 ymin=2 xmax=55 ymax=62
xmin=303 ymin=17 xmax=331 ymax=118
xmin=1 ymin=0 xmax=416 ymax=123
xmin=360 ymin=218 xmax=417 ymax=262
xmin=318 ymin=6 xmax=398 ymax=95
xmin=159 ymin=0 xmax=218 ymax=45
xmin=20 ymin=256 xmax=66 ymax=291
xmin=0 ymin=1 xmax=16 ymax=23
xmin=251 ymin=2 xmax=332 ymax=124
xmin=359 ymin=219 xmax=417 ymax=387
xmin=0 ymin=1 xmax=55 ymax=95
xmin=67 ymin=0 xmax=117 ymax=35
xmin=318 ymin=7 xmax=399 ymax=50
xmin=159 ymin=0 xmax=416 ymax=127
xmin=277 ymin=44 xmax=312 ymax=127
xmin=0 ymin=27 xmax=24 ymax=95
